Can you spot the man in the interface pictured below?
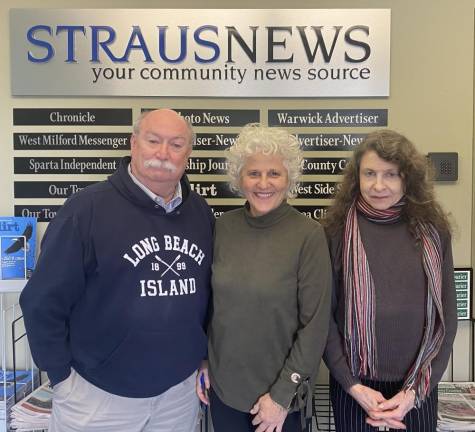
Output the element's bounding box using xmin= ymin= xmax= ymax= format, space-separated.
xmin=20 ymin=109 xmax=214 ymax=432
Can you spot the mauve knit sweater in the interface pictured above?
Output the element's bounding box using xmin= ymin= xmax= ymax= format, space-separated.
xmin=324 ymin=213 xmax=457 ymax=392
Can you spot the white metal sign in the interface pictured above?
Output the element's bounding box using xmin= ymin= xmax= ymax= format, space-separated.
xmin=10 ymin=9 xmax=391 ymax=97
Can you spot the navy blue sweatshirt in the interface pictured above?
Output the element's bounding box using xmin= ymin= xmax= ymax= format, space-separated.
xmin=20 ymin=156 xmax=214 ymax=397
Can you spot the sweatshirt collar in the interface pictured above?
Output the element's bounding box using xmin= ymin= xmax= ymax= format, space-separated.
xmin=108 ymin=156 xmax=191 ymax=212
xmin=127 ymin=162 xmax=182 ymax=213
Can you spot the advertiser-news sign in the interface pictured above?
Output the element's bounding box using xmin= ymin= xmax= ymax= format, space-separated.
xmin=10 ymin=9 xmax=391 ymax=97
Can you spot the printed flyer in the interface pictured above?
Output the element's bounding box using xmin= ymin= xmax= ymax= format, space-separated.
xmin=0 ymin=217 xmax=37 ymax=279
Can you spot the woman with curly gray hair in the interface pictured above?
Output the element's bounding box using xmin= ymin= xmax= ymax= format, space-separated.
xmin=196 ymin=123 xmax=332 ymax=432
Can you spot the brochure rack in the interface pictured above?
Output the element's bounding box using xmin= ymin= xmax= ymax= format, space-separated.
xmin=0 ymin=281 xmax=40 ymax=432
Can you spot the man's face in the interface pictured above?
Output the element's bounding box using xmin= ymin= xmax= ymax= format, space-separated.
xmin=130 ymin=110 xmax=192 ymax=193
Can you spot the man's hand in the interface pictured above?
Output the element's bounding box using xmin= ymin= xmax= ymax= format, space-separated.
xmin=250 ymin=393 xmax=288 ymax=432
xmin=195 ymin=360 xmax=210 ymax=405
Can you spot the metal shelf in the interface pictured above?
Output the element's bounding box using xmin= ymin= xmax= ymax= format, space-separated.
xmin=0 ymin=280 xmax=27 ymax=293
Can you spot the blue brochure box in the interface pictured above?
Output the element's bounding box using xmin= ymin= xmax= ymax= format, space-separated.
xmin=0 ymin=217 xmax=37 ymax=279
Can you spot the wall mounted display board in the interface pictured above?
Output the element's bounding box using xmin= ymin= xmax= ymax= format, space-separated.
xmin=10 ymin=8 xmax=392 ymax=223
xmin=12 ymin=106 xmax=388 ymax=222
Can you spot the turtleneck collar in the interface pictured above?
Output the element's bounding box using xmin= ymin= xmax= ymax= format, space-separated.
xmin=243 ymin=200 xmax=292 ymax=228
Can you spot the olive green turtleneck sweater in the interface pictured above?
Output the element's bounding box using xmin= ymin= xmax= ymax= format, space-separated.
xmin=208 ymin=202 xmax=332 ymax=412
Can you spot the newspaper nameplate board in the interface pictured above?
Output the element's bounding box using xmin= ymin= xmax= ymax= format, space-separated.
xmin=10 ymin=9 xmax=391 ymax=97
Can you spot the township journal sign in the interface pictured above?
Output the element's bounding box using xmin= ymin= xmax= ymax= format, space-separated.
xmin=10 ymin=9 xmax=390 ymax=97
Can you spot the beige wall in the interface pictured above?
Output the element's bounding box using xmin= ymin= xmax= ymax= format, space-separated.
xmin=1 ymin=0 xmax=474 ymax=378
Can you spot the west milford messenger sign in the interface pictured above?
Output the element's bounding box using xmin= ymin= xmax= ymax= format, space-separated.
xmin=10 ymin=9 xmax=390 ymax=97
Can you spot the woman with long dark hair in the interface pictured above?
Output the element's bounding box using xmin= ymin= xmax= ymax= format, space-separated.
xmin=323 ymin=130 xmax=457 ymax=431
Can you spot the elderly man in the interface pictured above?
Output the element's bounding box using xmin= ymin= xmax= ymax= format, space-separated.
xmin=20 ymin=109 xmax=214 ymax=432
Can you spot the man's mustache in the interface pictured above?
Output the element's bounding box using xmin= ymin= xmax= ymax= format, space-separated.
xmin=144 ymin=159 xmax=177 ymax=172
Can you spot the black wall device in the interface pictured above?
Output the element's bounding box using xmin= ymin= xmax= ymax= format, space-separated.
xmin=427 ymin=152 xmax=458 ymax=181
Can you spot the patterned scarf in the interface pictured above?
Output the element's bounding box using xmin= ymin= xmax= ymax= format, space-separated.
xmin=343 ymin=196 xmax=445 ymax=403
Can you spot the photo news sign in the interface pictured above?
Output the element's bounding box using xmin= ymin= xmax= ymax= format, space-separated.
xmin=10 ymin=9 xmax=391 ymax=97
